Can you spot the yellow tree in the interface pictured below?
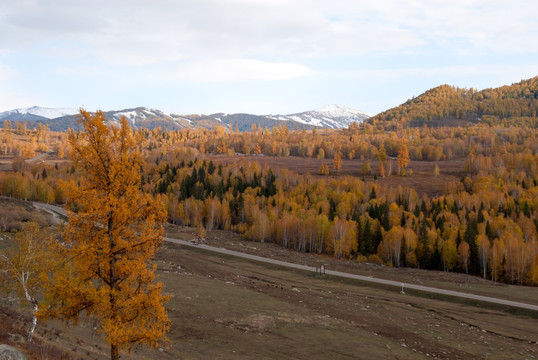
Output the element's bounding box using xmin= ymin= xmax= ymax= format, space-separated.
xmin=254 ymin=143 xmax=262 ymax=154
xmin=0 ymin=222 xmax=52 ymax=343
xmin=319 ymin=163 xmax=330 ymax=175
xmin=377 ymin=143 xmax=387 ymax=177
xmin=333 ymin=152 xmax=342 ymax=173
xmin=40 ymin=110 xmax=170 ymax=360
xmin=327 ymin=217 xmax=357 ymax=258
xmin=397 ymin=140 xmax=410 ymax=175
xmin=458 ymin=242 xmax=470 ymax=274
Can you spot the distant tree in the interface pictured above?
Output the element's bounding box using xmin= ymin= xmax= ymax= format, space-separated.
xmin=319 ymin=163 xmax=330 ymax=175
xmin=361 ymin=161 xmax=371 ymax=175
xmin=333 ymin=152 xmax=342 ymax=172
xmin=3 ymin=120 xmax=11 ymax=132
xmin=477 ymin=234 xmax=490 ymax=279
xmin=458 ymin=242 xmax=470 ymax=274
xmin=328 ymin=217 xmax=357 ymax=258
xmin=196 ymin=222 xmax=206 ymax=240
xmin=377 ymin=143 xmax=387 ymax=164
xmin=397 ymin=141 xmax=410 ymax=174
xmin=57 ymin=145 xmax=65 ymax=159
xmin=377 ymin=162 xmax=385 ymax=178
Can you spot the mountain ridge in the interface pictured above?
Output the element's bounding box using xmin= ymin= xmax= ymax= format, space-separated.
xmin=370 ymin=76 xmax=538 ymax=128
xmin=0 ymin=105 xmax=368 ymax=132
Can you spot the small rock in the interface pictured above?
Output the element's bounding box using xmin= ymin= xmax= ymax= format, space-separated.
xmin=0 ymin=345 xmax=27 ymax=360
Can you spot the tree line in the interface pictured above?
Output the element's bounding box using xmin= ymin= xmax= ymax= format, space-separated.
xmin=1 ymin=119 xmax=537 ymax=285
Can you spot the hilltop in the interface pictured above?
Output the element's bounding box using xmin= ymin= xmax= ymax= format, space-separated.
xmin=371 ymin=77 xmax=538 ymax=128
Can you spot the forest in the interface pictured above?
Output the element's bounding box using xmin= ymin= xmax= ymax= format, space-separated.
xmin=1 ymin=106 xmax=537 ymax=286
xmin=371 ymin=76 xmax=538 ymax=129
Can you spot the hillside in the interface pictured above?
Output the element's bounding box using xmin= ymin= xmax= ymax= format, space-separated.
xmin=371 ymin=77 xmax=538 ymax=128
xmin=2 ymin=198 xmax=537 ymax=359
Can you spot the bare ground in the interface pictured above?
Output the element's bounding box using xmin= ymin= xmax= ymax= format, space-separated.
xmin=4 ymin=225 xmax=534 ymax=360
xmin=207 ymin=155 xmax=465 ymax=197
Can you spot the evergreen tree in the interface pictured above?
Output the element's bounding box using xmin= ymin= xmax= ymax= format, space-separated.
xmin=464 ymin=219 xmax=479 ymax=274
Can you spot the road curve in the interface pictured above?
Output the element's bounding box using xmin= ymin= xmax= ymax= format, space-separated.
xmin=34 ymin=202 xmax=538 ymax=313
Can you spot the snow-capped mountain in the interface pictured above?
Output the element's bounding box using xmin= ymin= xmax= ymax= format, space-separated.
xmin=0 ymin=104 xmax=369 ymax=131
xmin=267 ymin=104 xmax=369 ymax=129
xmin=0 ymin=106 xmax=78 ymax=121
xmin=106 ymin=107 xmax=192 ymax=129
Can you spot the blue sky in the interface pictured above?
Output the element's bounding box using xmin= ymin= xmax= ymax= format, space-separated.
xmin=1 ymin=0 xmax=537 ymax=116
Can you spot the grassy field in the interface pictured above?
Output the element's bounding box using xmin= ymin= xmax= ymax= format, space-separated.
xmin=1 ymin=182 xmax=537 ymax=359
xmin=3 ymin=231 xmax=533 ymax=360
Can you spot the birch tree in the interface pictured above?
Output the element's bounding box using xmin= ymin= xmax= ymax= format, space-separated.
xmin=0 ymin=222 xmax=51 ymax=342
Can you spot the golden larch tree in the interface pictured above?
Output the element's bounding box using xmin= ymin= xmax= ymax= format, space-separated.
xmin=254 ymin=143 xmax=262 ymax=154
xmin=333 ymin=152 xmax=342 ymax=172
xmin=40 ymin=110 xmax=170 ymax=360
xmin=397 ymin=140 xmax=410 ymax=175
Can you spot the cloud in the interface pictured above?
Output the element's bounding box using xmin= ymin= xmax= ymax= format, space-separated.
xmin=170 ymin=59 xmax=313 ymax=82
xmin=1 ymin=0 xmax=537 ymax=68
xmin=0 ymin=0 xmax=537 ymax=113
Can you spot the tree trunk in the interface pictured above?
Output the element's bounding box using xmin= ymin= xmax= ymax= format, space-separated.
xmin=23 ymin=283 xmax=38 ymax=343
xmin=27 ymin=301 xmax=38 ymax=343
xmin=111 ymin=344 xmax=120 ymax=360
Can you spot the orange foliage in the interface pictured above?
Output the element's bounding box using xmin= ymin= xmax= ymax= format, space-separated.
xmin=39 ymin=110 xmax=170 ymax=359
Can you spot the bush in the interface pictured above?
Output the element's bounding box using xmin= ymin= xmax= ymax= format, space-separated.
xmin=319 ymin=163 xmax=330 ymax=175
xmin=367 ymin=254 xmax=383 ymax=265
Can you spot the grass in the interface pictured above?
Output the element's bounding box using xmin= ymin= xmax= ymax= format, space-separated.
xmin=206 ymin=154 xmax=465 ymax=196
xmin=13 ymin=241 xmax=534 ymax=360
xmin=1 ymin=192 xmax=537 ymax=359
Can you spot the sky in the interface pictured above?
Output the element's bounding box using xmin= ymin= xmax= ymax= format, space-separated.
xmin=1 ymin=0 xmax=538 ymax=116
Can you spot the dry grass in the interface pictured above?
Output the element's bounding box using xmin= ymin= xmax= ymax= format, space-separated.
xmin=207 ymin=155 xmax=465 ymax=197
xmin=8 ymin=234 xmax=535 ymax=360
xmin=0 ymin=305 xmax=73 ymax=360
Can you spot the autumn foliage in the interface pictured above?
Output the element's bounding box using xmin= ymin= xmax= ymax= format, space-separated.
xmin=1 ymin=102 xmax=537 ymax=287
xmin=39 ymin=110 xmax=170 ymax=359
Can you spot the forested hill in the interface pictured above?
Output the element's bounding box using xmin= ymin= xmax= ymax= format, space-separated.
xmin=371 ymin=77 xmax=538 ymax=128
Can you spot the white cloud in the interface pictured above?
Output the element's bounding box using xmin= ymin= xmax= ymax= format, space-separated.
xmin=0 ymin=0 xmax=537 ymax=113
xmin=337 ymin=63 xmax=538 ymax=89
xmin=2 ymin=0 xmax=535 ymax=67
xmin=170 ymin=59 xmax=313 ymax=82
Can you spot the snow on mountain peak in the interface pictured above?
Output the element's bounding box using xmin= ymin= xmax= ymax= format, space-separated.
xmin=267 ymin=104 xmax=369 ymax=129
xmin=10 ymin=106 xmax=79 ymax=119
xmin=313 ymin=104 xmax=369 ymax=118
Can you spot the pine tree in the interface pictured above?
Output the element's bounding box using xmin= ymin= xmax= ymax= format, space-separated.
xmin=464 ymin=219 xmax=479 ymax=275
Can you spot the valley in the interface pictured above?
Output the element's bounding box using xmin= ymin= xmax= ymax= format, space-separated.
xmin=3 ymin=217 xmax=537 ymax=359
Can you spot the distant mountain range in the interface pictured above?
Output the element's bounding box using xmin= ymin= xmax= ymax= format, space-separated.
xmin=0 ymin=105 xmax=369 ymax=132
xmin=2 ymin=77 xmax=537 ymax=132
